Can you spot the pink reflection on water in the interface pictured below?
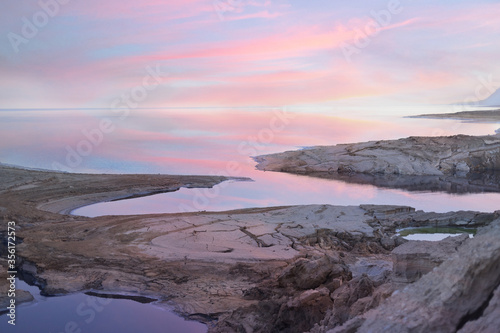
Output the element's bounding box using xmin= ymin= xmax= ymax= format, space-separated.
xmin=2 ymin=108 xmax=500 ymax=214
xmin=2 ymin=108 xmax=498 ymax=174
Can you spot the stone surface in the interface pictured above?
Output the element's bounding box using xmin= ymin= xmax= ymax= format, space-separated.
xmin=255 ymin=134 xmax=500 ymax=193
xmin=348 ymin=258 xmax=393 ymax=285
xmin=2 ymin=165 xmax=500 ymax=332
xmin=278 ymin=255 xmax=349 ymax=290
xmin=458 ymin=283 xmax=500 ymax=333
xmin=391 ymin=234 xmax=470 ymax=283
xmin=139 ymin=204 xmax=378 ymax=262
xmin=330 ymin=219 xmax=500 ymax=333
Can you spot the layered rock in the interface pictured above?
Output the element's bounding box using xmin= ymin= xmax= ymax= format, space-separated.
xmin=391 ymin=234 xmax=469 ymax=283
xmin=10 ymin=203 xmax=498 ymax=332
xmin=255 ymin=134 xmax=500 ymax=193
xmin=459 ymin=283 xmax=500 ymax=333
xmin=330 ymin=218 xmax=500 ymax=333
xmin=2 ymin=165 xmax=500 ymax=332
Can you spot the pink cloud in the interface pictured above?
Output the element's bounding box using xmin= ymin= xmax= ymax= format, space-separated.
xmin=128 ymin=23 xmax=359 ymax=64
xmin=68 ymin=0 xmax=214 ymax=20
xmin=3 ymin=1 xmax=500 ymax=108
xmin=227 ymin=10 xmax=284 ymax=21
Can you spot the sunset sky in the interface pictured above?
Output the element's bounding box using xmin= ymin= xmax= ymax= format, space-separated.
xmin=1 ymin=0 xmax=500 ymax=109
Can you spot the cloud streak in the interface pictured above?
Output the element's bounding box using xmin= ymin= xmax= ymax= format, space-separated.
xmin=1 ymin=0 xmax=499 ymax=108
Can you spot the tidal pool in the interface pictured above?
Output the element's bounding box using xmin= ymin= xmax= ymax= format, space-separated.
xmin=398 ymin=227 xmax=476 ymax=241
xmin=0 ymin=280 xmax=207 ymax=333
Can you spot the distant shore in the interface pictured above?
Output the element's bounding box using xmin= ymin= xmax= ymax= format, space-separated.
xmin=408 ymin=109 xmax=500 ymax=122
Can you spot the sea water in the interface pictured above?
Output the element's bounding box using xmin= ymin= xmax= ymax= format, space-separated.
xmin=1 ymin=106 xmax=499 ymax=332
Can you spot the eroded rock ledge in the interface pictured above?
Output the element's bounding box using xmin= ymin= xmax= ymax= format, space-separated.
xmin=11 ymin=204 xmax=499 ymax=332
xmin=1 ymin=166 xmax=500 ymax=332
xmin=254 ymin=134 xmax=500 ymax=193
xmin=328 ymin=218 xmax=500 ymax=333
xmin=0 ymin=165 xmax=239 ymax=312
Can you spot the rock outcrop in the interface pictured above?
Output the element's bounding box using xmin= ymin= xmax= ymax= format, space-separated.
xmin=391 ymin=234 xmax=469 ymax=283
xmin=459 ymin=282 xmax=500 ymax=333
xmin=255 ymin=134 xmax=500 ymax=193
xmin=2 ymin=165 xmax=500 ymax=332
xmin=329 ymin=218 xmax=500 ymax=333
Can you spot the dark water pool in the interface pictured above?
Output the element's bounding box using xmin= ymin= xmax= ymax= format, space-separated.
xmin=0 ymin=280 xmax=206 ymax=333
xmin=397 ymin=226 xmax=476 ymax=241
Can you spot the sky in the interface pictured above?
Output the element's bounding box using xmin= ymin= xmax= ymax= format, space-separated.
xmin=1 ymin=0 xmax=500 ymax=109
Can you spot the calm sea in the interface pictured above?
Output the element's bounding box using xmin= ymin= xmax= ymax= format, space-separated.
xmin=1 ymin=105 xmax=499 ymax=332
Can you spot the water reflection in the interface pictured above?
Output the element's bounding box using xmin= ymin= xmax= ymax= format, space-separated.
xmin=1 ymin=107 xmax=498 ymax=175
xmin=0 ymin=280 xmax=207 ymax=333
xmin=73 ymin=168 xmax=500 ymax=217
xmin=398 ymin=226 xmax=476 ymax=241
xmin=286 ymin=170 xmax=500 ymax=194
xmin=2 ymin=107 xmax=500 ymax=215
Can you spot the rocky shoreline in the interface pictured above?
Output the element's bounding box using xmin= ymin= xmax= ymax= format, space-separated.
xmin=330 ymin=218 xmax=500 ymax=333
xmin=254 ymin=134 xmax=500 ymax=193
xmin=1 ymin=163 xmax=500 ymax=332
xmin=0 ymin=165 xmax=238 ymax=313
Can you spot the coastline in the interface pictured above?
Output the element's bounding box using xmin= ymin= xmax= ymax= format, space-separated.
xmin=0 ymin=165 xmax=245 ymax=219
xmin=0 ymin=165 xmax=241 ymax=316
xmin=254 ymin=134 xmax=500 ymax=195
xmin=1 ymin=161 xmax=500 ymax=331
xmin=407 ymin=109 xmax=500 ymax=122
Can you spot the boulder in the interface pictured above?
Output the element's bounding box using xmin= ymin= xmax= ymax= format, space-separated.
xmin=331 ymin=219 xmax=500 ymax=332
xmin=391 ymin=233 xmax=469 ymax=283
xmin=278 ymin=255 xmax=350 ymax=290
